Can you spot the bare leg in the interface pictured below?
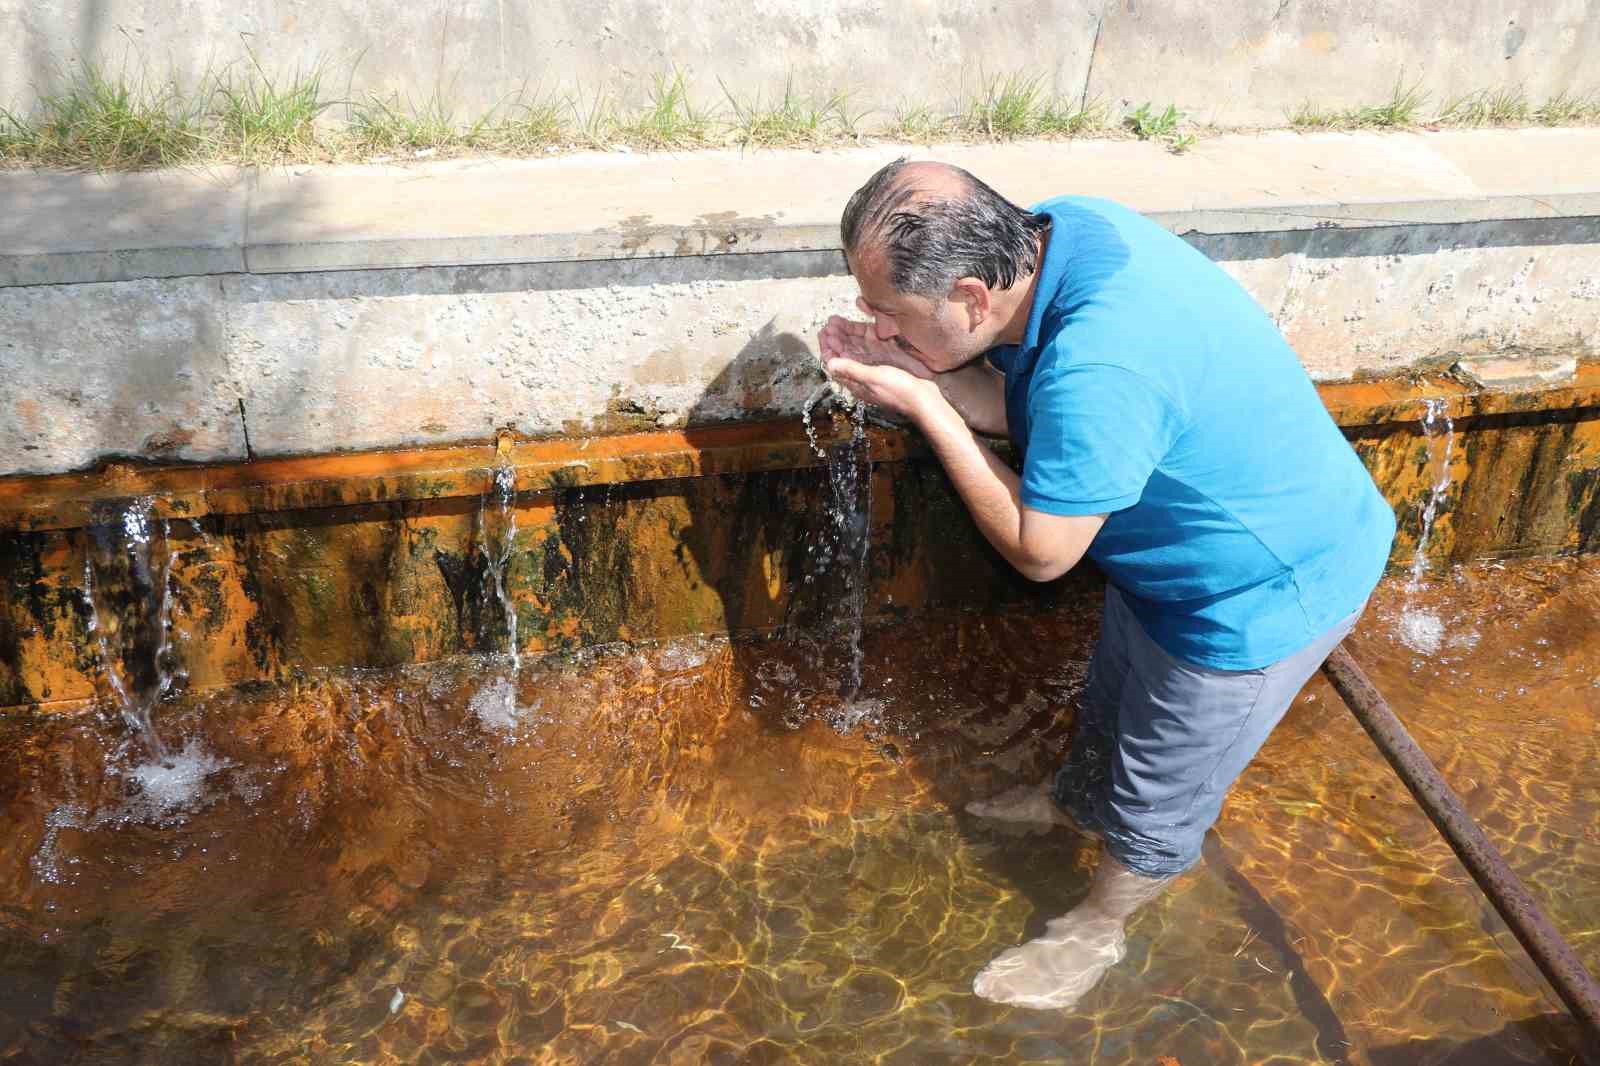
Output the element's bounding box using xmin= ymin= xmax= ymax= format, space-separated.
xmin=972 ymin=849 xmax=1172 ymax=1010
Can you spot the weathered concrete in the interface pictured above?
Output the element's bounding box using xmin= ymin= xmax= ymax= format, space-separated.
xmin=0 ymin=276 xmax=246 ymax=471
xmin=2 ymin=131 xmax=1598 ymax=476
xmin=3 ymin=1 xmax=1596 ymax=130
xmin=1084 ymin=0 xmax=1600 ymax=129
xmin=4 ymin=371 xmax=1598 ymax=712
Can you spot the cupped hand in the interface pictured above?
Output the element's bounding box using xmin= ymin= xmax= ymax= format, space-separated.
xmin=817 ymin=316 xmax=933 ymax=379
xmin=818 ymin=316 xmax=943 ymax=421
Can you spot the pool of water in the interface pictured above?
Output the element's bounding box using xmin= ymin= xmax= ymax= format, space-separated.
xmin=1 ymin=557 xmax=1596 ymax=1064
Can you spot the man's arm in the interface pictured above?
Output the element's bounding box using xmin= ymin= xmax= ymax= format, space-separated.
xmin=820 ymin=351 xmax=1102 ymax=581
xmin=916 ymin=398 xmax=1102 ymax=581
xmin=934 ymin=360 xmax=1008 ymax=438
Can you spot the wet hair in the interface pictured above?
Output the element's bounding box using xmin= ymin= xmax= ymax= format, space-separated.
xmin=840 ymin=158 xmax=1050 ymax=298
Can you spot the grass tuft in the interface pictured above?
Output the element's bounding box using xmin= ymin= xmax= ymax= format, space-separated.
xmin=1038 ymin=96 xmax=1107 ymax=137
xmin=9 ymin=64 xmax=209 ymax=169
xmin=348 ymin=92 xmax=488 ymax=152
xmin=1436 ymin=86 xmax=1530 ymax=127
xmin=1534 ymin=88 xmax=1600 ymax=125
xmin=213 ymin=51 xmax=334 ymax=162
xmin=3 ymin=55 xmax=1596 ymax=172
xmin=613 ymin=70 xmax=714 ymax=149
xmin=493 ymin=89 xmax=566 ymax=152
xmin=1291 ymin=77 xmax=1428 ymax=131
xmin=965 ymin=72 xmax=1046 ymax=139
xmin=885 ymin=102 xmax=953 ymax=144
xmin=1124 ymin=101 xmax=1193 ymax=153
xmin=721 ymin=76 xmax=859 ymax=147
xmin=1350 ymin=78 xmax=1428 ymax=127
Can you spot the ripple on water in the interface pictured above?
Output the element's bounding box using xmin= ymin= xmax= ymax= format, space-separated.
xmin=0 ymin=559 xmax=1596 ymax=1065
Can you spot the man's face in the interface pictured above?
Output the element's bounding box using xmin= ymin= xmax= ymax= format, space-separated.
xmin=848 ymin=248 xmax=988 ymax=374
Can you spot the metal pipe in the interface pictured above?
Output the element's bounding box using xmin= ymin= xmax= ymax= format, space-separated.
xmin=1320 ymin=645 xmax=1600 ymax=1051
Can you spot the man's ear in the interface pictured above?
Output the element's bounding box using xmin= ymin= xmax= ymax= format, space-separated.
xmin=951 ymin=277 xmax=991 ymax=331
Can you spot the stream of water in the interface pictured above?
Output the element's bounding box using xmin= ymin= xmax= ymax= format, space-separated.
xmin=1399 ymin=398 xmax=1457 ymax=655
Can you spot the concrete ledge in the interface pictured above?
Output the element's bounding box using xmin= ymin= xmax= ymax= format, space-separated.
xmin=5 ymin=366 xmax=1597 ymax=535
xmin=5 ymin=128 xmax=1600 ymax=287
xmin=0 ymin=168 xmax=248 ymax=287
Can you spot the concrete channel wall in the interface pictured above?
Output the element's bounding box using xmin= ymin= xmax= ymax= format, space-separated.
xmin=3 ymin=128 xmax=1599 ymax=479
xmin=4 ymin=1 xmax=1597 ymax=127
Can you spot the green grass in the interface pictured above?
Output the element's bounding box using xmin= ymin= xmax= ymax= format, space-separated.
xmin=349 ymin=92 xmax=492 ymax=152
xmin=1533 ymin=88 xmax=1600 ymax=125
xmin=957 ymin=74 xmax=1110 ymax=141
xmin=1123 ymin=101 xmax=1194 ymax=153
xmin=964 ymin=72 xmax=1046 ymax=139
xmin=721 ymin=76 xmax=860 ymax=147
xmin=3 ymin=57 xmax=1597 ymax=172
xmin=1436 ymin=86 xmax=1530 ymax=127
xmin=1294 ymin=79 xmax=1600 ymax=132
xmin=885 ymin=102 xmax=952 ymax=144
xmin=1125 ymin=101 xmax=1180 ymax=140
xmin=213 ymin=52 xmax=334 ymax=162
xmin=1291 ymin=77 xmax=1428 ymax=130
xmin=612 ymin=70 xmax=714 ymax=149
xmin=1037 ymin=96 xmax=1107 ymax=137
xmin=5 ymin=64 xmax=209 ymax=168
xmin=493 ymin=91 xmax=567 ymax=151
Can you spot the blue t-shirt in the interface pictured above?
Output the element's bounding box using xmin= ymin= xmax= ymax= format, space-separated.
xmin=988 ymin=197 xmax=1396 ymax=670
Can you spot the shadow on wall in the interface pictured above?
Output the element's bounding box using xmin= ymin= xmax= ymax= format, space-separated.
xmin=0 ymin=165 xmax=364 ymax=478
xmin=17 ymin=0 xmax=111 ymax=106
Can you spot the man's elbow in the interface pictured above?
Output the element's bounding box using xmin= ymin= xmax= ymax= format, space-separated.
xmin=1013 ymin=551 xmax=1079 ymax=583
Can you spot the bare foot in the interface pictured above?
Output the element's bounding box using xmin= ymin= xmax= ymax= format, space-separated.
xmin=971 ymin=912 xmax=1127 ymax=1010
xmin=964 ymin=779 xmax=1072 ymax=827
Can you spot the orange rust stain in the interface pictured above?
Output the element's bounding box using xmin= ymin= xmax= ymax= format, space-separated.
xmin=1303 ymin=30 xmax=1336 ymax=55
xmin=4 ymin=367 xmax=1598 ymax=714
xmin=14 ymin=398 xmax=43 ymax=433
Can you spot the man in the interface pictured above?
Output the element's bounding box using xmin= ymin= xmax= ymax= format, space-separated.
xmin=817 ymin=160 xmax=1395 ymax=1010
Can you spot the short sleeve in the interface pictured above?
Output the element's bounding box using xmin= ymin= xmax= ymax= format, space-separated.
xmin=1021 ymin=362 xmax=1184 ymax=515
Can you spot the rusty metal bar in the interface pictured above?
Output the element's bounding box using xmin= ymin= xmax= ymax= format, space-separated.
xmin=1321 ymin=644 xmax=1600 ymax=1051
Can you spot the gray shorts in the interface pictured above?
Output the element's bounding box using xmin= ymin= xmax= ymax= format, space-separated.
xmin=1053 ymin=584 xmax=1363 ymax=878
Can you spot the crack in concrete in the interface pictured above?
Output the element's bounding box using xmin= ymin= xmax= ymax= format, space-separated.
xmin=1078 ymin=12 xmax=1105 ymax=115
xmin=238 ymin=397 xmax=255 ymax=462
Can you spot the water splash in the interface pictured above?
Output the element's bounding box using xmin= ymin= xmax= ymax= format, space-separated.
xmin=798 ymin=394 xmax=878 ymax=729
xmin=1399 ymin=398 xmax=1456 ymax=655
xmin=116 ymin=739 xmax=229 ymax=824
xmin=829 ymin=408 xmax=873 ymax=707
xmin=801 ymin=381 xmax=837 ymax=461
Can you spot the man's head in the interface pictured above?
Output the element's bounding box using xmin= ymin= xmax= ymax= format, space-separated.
xmin=840 ymin=159 xmax=1049 ymax=372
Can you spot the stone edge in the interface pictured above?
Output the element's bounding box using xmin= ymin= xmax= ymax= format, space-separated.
xmin=5 ymin=187 xmax=1599 ymax=288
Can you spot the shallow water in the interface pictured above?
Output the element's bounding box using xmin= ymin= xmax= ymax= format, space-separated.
xmin=1 ymin=558 xmax=1596 ymax=1065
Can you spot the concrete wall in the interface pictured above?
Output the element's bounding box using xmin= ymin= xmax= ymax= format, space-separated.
xmin=2 ymin=130 xmax=1598 ymax=477
xmin=4 ymin=0 xmax=1597 ymax=127
xmin=3 ymin=235 xmax=1598 ymax=477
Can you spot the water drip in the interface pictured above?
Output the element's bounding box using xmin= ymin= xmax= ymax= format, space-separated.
xmin=1407 ymin=398 xmax=1455 ymax=591
xmin=83 ymin=498 xmax=175 ymax=761
xmin=799 ymin=392 xmax=877 ymax=728
xmin=482 ymin=459 xmax=521 ymax=674
xmin=473 ymin=451 xmax=536 ymax=734
xmin=1399 ymin=398 xmax=1456 ymax=655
